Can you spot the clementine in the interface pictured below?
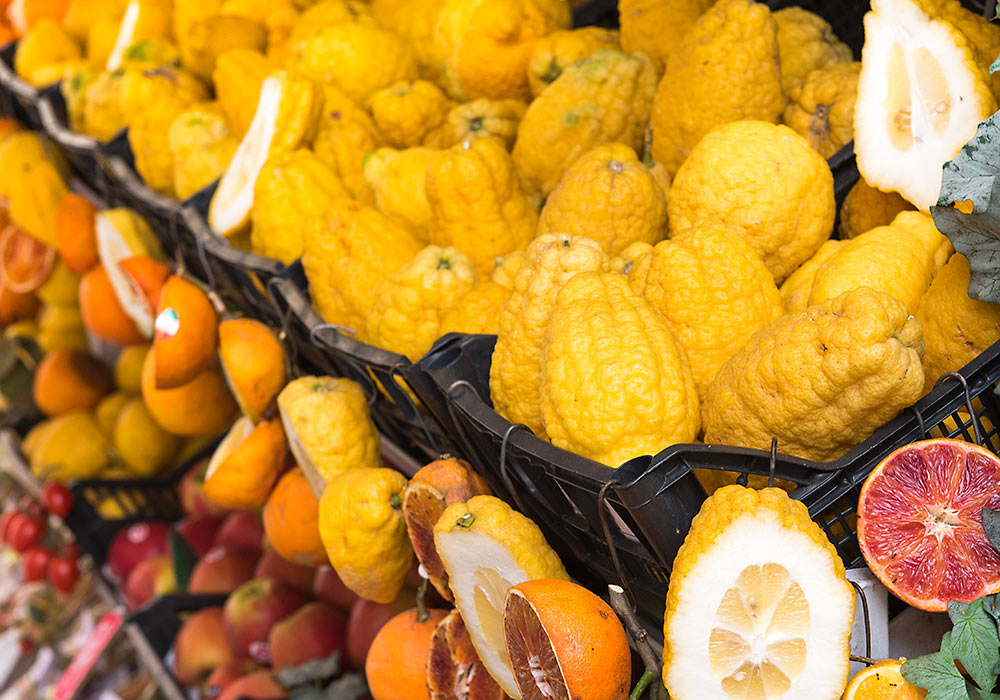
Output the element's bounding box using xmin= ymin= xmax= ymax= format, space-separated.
xmin=32 ymin=348 xmax=112 ymax=416
xmin=79 ymin=264 xmax=146 ymax=346
xmin=263 ymin=467 xmax=326 ymax=567
xmin=55 ymin=194 xmax=98 ymax=274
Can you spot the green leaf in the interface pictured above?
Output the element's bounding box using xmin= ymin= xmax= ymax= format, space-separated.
xmin=324 ymin=672 xmax=369 ymax=700
xmin=984 ymin=510 xmax=1000 ymax=556
xmin=277 ymin=650 xmax=342 ymax=688
xmin=991 ymin=53 xmax=1000 ymax=74
xmin=968 ymin=684 xmax=1000 ymax=700
xmin=902 ymin=633 xmax=971 ymax=700
xmin=949 ymin=598 xmax=1000 ymax=692
xmin=168 ymin=530 xmax=196 ymax=593
xmin=931 ymin=112 xmax=1000 ymax=304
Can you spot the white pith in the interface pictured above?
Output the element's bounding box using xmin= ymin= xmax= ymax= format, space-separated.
xmin=855 ymin=0 xmax=993 ymax=210
xmin=106 ymin=0 xmax=140 ymax=70
xmin=435 ymin=529 xmax=530 ymax=699
xmin=209 ymin=75 xmax=283 ymax=236
xmin=665 ymin=515 xmax=854 ymax=700
xmin=95 ymin=213 xmax=154 ymax=337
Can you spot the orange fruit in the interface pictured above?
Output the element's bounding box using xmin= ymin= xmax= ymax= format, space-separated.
xmin=0 ymin=119 xmax=22 ymax=142
xmin=842 ymin=659 xmax=927 ymax=700
xmin=79 ymin=264 xmax=147 ymax=346
xmin=6 ymin=0 xmax=69 ymax=35
xmin=263 ymin=467 xmax=327 ymax=566
xmin=33 ymin=348 xmax=112 ymax=416
xmin=0 ymin=224 xmax=55 ymax=293
xmin=153 ymin=275 xmax=218 ymax=389
xmin=503 ymin=579 xmax=630 ymax=700
xmin=402 ymin=457 xmax=491 ymax=602
xmin=218 ymin=318 xmax=286 ymax=422
xmin=858 ymin=437 xmax=1000 ymax=612
xmin=0 ymin=282 xmax=38 ymax=325
xmin=55 ymin=194 xmax=98 ymax=274
xmin=140 ymin=347 xmax=238 ymax=436
xmin=118 ymin=256 xmax=171 ymax=313
xmin=203 ymin=416 xmax=287 ymax=510
xmin=367 ymin=609 xmax=450 ymax=700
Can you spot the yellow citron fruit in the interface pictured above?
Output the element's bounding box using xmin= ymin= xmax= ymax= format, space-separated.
xmin=362 ymin=147 xmax=440 ymax=243
xmin=363 ymin=246 xmax=478 ymax=362
xmin=212 ymin=48 xmax=271 ymax=138
xmin=610 ymin=241 xmax=654 ymax=275
xmin=277 ymin=376 xmax=381 ymax=495
xmin=95 ymin=391 xmax=131 ymax=437
xmin=527 ymin=26 xmax=620 ymax=97
xmin=541 ymin=272 xmax=700 ymax=467
xmin=302 ymin=200 xmax=422 ymax=330
xmin=783 ymin=62 xmax=861 ymax=159
xmin=668 ymin=120 xmax=835 ymax=283
xmin=37 ymin=262 xmax=80 ymax=306
xmin=842 ymin=659 xmax=927 ymax=700
xmin=514 ymin=49 xmax=658 ymax=198
xmin=168 ymin=102 xmax=240 ymax=201
xmin=433 ymin=0 xmax=570 ymax=102
xmin=703 ymin=287 xmax=925 ymax=463
xmin=318 ymin=467 xmax=413 ymax=603
xmin=778 ymin=239 xmax=846 ymax=313
xmin=1 ymin=133 xmax=69 ymax=248
xmin=15 ymin=19 xmax=83 ymax=87
xmin=310 ymin=83 xmax=381 ymax=205
xmin=106 ymin=0 xmax=173 ymax=70
xmin=37 ymin=304 xmax=88 ymax=353
xmin=838 ymin=177 xmax=915 ymax=240
xmin=490 ymin=233 xmax=609 ymax=437
xmin=854 ymin=0 xmax=996 ymax=210
xmin=629 ymin=224 xmax=783 ymax=398
xmin=179 ymin=15 xmax=267 ymax=80
xmin=371 ymin=0 xmax=447 ymax=78
xmin=806 ymin=210 xmax=953 ymax=314
xmin=921 ymin=0 xmax=1000 ymax=104
xmin=251 ymin=149 xmax=347 ymax=264
xmin=773 ymin=6 xmax=853 ymax=95
xmin=916 ymin=253 xmax=1000 ymax=394
xmin=649 ymin=0 xmax=784 ymax=178
xmin=663 ymin=485 xmax=855 ymax=700
xmin=22 ymin=420 xmax=57 ymax=460
xmin=209 ymin=70 xmax=322 ymax=237
xmin=538 ymin=143 xmax=668 ymax=256
xmin=426 ymin=138 xmax=537 ymax=278
xmin=618 ymin=0 xmax=710 ymax=74
xmin=439 ymin=281 xmax=509 ymax=336
xmin=423 ymin=98 xmax=526 ymax=150
xmin=435 ymin=495 xmax=569 ymax=699
xmin=114 ymin=397 xmax=181 ymax=476
xmin=30 ymin=410 xmax=111 ymax=481
xmin=491 ymin=250 xmax=525 ymax=291
xmin=369 ymin=80 xmax=453 ymax=149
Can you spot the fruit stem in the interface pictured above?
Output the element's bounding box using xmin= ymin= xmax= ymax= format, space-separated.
xmin=390 ymin=494 xmax=402 ymax=509
xmin=609 ymin=585 xmax=662 ymax=700
xmin=416 ymin=577 xmax=429 ymax=623
xmin=456 ymin=513 xmax=475 ymax=528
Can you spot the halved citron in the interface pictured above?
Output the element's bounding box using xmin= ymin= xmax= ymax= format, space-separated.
xmin=434 ymin=496 xmax=569 ymax=699
xmin=663 ymin=486 xmax=855 ymax=700
xmin=858 ymin=437 xmax=1000 ymax=612
xmin=105 ymin=0 xmax=172 ymax=70
xmin=854 ymin=0 xmax=996 ymax=210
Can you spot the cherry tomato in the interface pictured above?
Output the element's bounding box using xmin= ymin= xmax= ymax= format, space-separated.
xmin=0 ymin=510 xmax=18 ymax=544
xmin=40 ymin=483 xmax=73 ymax=518
xmin=16 ymin=497 xmax=42 ymax=519
xmin=21 ymin=546 xmax=51 ymax=582
xmin=47 ymin=555 xmax=79 ymax=594
xmin=8 ymin=514 xmax=44 ymax=553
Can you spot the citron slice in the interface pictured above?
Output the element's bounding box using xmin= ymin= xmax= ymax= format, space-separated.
xmin=663 ymin=486 xmax=855 ymax=700
xmin=855 ymin=0 xmax=996 ymax=210
xmin=434 ymin=496 xmax=568 ymax=699
xmin=106 ymin=0 xmax=172 ymax=70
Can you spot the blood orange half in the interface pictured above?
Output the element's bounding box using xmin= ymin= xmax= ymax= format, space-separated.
xmin=858 ymin=438 xmax=1000 ymax=611
xmin=0 ymin=224 xmax=55 ymax=293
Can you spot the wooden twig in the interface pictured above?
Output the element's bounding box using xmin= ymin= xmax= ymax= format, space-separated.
xmin=609 ymin=584 xmax=662 ymax=700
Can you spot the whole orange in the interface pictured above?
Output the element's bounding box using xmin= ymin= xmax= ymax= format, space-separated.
xmin=0 ymin=281 xmax=38 ymax=325
xmin=366 ymin=609 xmax=449 ymax=700
xmin=79 ymin=264 xmax=146 ymax=346
xmin=504 ymin=579 xmax=631 ymax=700
xmin=153 ymin=275 xmax=218 ymax=389
xmin=55 ymin=194 xmax=98 ymax=274
xmin=32 ymin=348 xmax=112 ymax=416
xmin=140 ymin=348 xmax=238 ymax=436
xmin=263 ymin=467 xmax=326 ymax=567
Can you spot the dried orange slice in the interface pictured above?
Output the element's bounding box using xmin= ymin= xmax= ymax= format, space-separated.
xmin=858 ymin=437 xmax=1000 ymax=611
xmin=503 ymin=579 xmax=631 ymax=700
xmin=0 ymin=224 xmax=55 ymax=293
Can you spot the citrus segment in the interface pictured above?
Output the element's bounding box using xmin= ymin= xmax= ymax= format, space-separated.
xmin=0 ymin=225 xmax=55 ymax=293
xmin=858 ymin=437 xmax=1000 ymax=611
xmin=428 ymin=610 xmax=506 ymax=700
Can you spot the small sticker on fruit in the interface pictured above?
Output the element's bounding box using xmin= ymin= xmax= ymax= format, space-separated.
xmin=154 ymin=307 xmax=179 ymax=340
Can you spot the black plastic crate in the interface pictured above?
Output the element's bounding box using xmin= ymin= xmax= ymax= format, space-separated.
xmin=0 ymin=40 xmax=43 ymax=129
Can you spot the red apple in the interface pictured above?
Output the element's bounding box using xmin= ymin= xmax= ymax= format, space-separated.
xmin=312 ymin=565 xmax=359 ymax=612
xmin=107 ymin=521 xmax=171 ymax=582
xmin=189 ymin=546 xmax=260 ymax=594
xmin=268 ymin=601 xmax=347 ymax=673
xmin=214 ymin=511 xmax=264 ymax=552
xmin=223 ymin=578 xmax=309 ymax=662
xmin=254 ymin=548 xmax=315 ymax=594
xmin=203 ymin=658 xmax=259 ymax=699
xmin=345 ymin=592 xmax=413 ymax=670
xmin=217 ymin=670 xmax=287 ymax=700
xmin=174 ymin=516 xmax=224 ymax=558
xmin=172 ymin=607 xmax=234 ymax=685
xmin=123 ymin=554 xmax=176 ymax=610
xmin=180 ymin=458 xmax=230 ymax=518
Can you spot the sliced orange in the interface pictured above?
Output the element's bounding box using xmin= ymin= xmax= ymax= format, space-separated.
xmin=842 ymin=659 xmax=927 ymax=700
xmin=858 ymin=438 xmax=1000 ymax=611
xmin=503 ymin=579 xmax=630 ymax=700
xmin=262 ymin=467 xmax=326 ymax=567
xmin=118 ymin=256 xmax=170 ymax=316
xmin=79 ymin=264 xmax=147 ymax=346
xmin=428 ymin=610 xmax=506 ymax=700
xmin=0 ymin=224 xmax=55 ymax=293
xmin=218 ymin=318 xmax=286 ymax=422
xmin=204 ymin=416 xmax=286 ymax=510
xmin=153 ymin=275 xmax=218 ymax=389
